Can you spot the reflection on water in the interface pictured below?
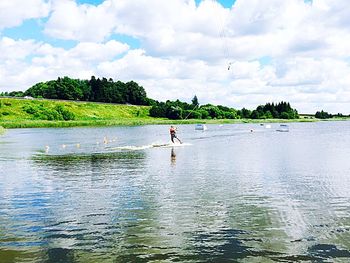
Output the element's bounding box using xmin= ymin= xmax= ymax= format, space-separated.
xmin=34 ymin=151 xmax=146 ymax=174
xmin=170 ymin=148 xmax=176 ymax=166
xmin=1 ymin=122 xmax=350 ymax=262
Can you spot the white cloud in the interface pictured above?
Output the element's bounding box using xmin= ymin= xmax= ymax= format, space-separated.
xmin=97 ymin=49 xmax=171 ymax=80
xmin=0 ymin=38 xmax=128 ymax=90
xmin=0 ymin=37 xmax=39 ymax=60
xmin=2 ymin=0 xmax=350 ymax=114
xmin=0 ymin=0 xmax=50 ymax=30
xmin=68 ymin=41 xmax=129 ymax=62
xmin=44 ymin=0 xmax=117 ymax=42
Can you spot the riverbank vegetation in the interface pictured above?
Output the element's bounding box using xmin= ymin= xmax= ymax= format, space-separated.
xmin=0 ymin=98 xmax=152 ymax=128
xmin=0 ymin=126 xmax=5 ymax=134
xmin=0 ymin=97 xmax=318 ymax=129
xmin=1 ymin=76 xmax=349 ymax=128
xmin=315 ymin=110 xmax=347 ymax=119
xmin=150 ymin=97 xmax=299 ymax=120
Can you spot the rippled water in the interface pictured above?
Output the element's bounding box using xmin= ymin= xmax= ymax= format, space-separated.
xmin=1 ymin=122 xmax=350 ymax=262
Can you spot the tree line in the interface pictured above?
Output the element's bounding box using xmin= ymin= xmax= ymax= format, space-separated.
xmin=315 ymin=110 xmax=346 ymax=119
xmin=0 ymin=76 xmax=149 ymax=105
xmin=149 ymin=97 xmax=299 ymax=120
xmin=3 ymin=75 xmax=346 ymax=119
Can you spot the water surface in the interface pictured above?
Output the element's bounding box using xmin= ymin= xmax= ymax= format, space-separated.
xmin=1 ymin=122 xmax=350 ymax=262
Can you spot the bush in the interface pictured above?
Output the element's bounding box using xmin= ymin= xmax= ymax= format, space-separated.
xmin=44 ymin=108 xmax=62 ymax=120
xmin=205 ymin=106 xmax=223 ymax=119
xmin=149 ymin=105 xmax=166 ymax=117
xmin=166 ymin=106 xmax=183 ymax=119
xmin=62 ymin=110 xmax=75 ymax=121
xmin=198 ymin=109 xmax=209 ymax=119
xmin=280 ymin=112 xmax=290 ymax=119
xmin=223 ymin=111 xmax=237 ymax=119
xmin=55 ymin=105 xmax=75 ymax=120
xmin=190 ymin=110 xmax=202 ymax=119
xmin=22 ymin=103 xmax=75 ymax=121
xmin=23 ymin=105 xmax=37 ymax=115
xmin=182 ymin=110 xmax=201 ymax=119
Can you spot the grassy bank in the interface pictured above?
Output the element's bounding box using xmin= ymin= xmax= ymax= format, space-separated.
xmin=0 ymin=97 xmax=346 ymax=129
xmin=0 ymin=98 xmax=154 ymax=128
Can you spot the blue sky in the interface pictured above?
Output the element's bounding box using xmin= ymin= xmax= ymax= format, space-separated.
xmin=0 ymin=0 xmax=349 ymax=113
xmin=3 ymin=0 xmax=237 ymax=50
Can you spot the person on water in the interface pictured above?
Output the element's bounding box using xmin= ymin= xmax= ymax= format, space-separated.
xmin=170 ymin=126 xmax=182 ymax=144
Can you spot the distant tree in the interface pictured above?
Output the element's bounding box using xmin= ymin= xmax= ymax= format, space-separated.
xmin=191 ymin=95 xmax=199 ymax=107
xmin=315 ymin=110 xmax=332 ymax=119
xmin=198 ymin=109 xmax=209 ymax=119
xmin=240 ymin=108 xmax=251 ymax=118
xmin=183 ymin=110 xmax=202 ymax=119
xmin=280 ymin=112 xmax=290 ymax=119
xmin=8 ymin=91 xmax=24 ymax=97
xmin=248 ymin=101 xmax=299 ymax=119
xmin=250 ymin=110 xmax=261 ymax=119
xmin=166 ymin=106 xmax=183 ymax=119
xmin=149 ymin=102 xmax=167 ymax=117
xmin=125 ymin=81 xmax=147 ymax=105
xmin=334 ymin=113 xmax=345 ymax=118
xmin=200 ymin=104 xmax=223 ymax=119
xmin=24 ymin=76 xmax=149 ymax=105
xmin=264 ymin=110 xmax=273 ymax=119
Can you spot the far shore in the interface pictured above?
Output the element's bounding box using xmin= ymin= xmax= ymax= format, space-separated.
xmin=1 ymin=97 xmax=349 ymax=129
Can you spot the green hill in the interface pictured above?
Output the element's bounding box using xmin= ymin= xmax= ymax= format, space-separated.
xmin=0 ymin=98 xmax=157 ymax=128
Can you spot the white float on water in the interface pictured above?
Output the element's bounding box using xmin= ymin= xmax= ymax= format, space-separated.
xmin=195 ymin=124 xmax=207 ymax=130
xmin=276 ymin=124 xmax=289 ymax=132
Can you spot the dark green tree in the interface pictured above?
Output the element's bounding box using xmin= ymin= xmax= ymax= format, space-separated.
xmin=191 ymin=95 xmax=199 ymax=107
xmin=315 ymin=110 xmax=331 ymax=119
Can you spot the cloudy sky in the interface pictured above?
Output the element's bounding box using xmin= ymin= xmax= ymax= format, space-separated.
xmin=0 ymin=0 xmax=349 ymax=113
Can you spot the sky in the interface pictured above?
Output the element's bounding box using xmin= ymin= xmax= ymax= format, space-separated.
xmin=0 ymin=0 xmax=349 ymax=113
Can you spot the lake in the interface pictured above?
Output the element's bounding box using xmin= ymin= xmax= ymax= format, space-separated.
xmin=1 ymin=122 xmax=350 ymax=262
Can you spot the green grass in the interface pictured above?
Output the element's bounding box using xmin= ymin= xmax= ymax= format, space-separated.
xmin=0 ymin=97 xmax=347 ymax=129
xmin=0 ymin=98 xmax=154 ymax=128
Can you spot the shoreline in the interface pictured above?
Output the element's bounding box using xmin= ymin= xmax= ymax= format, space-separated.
xmin=1 ymin=117 xmax=349 ymax=129
xmin=1 ymin=97 xmax=349 ymax=129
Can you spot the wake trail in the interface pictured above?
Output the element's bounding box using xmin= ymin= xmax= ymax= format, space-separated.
xmin=108 ymin=142 xmax=191 ymax=151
